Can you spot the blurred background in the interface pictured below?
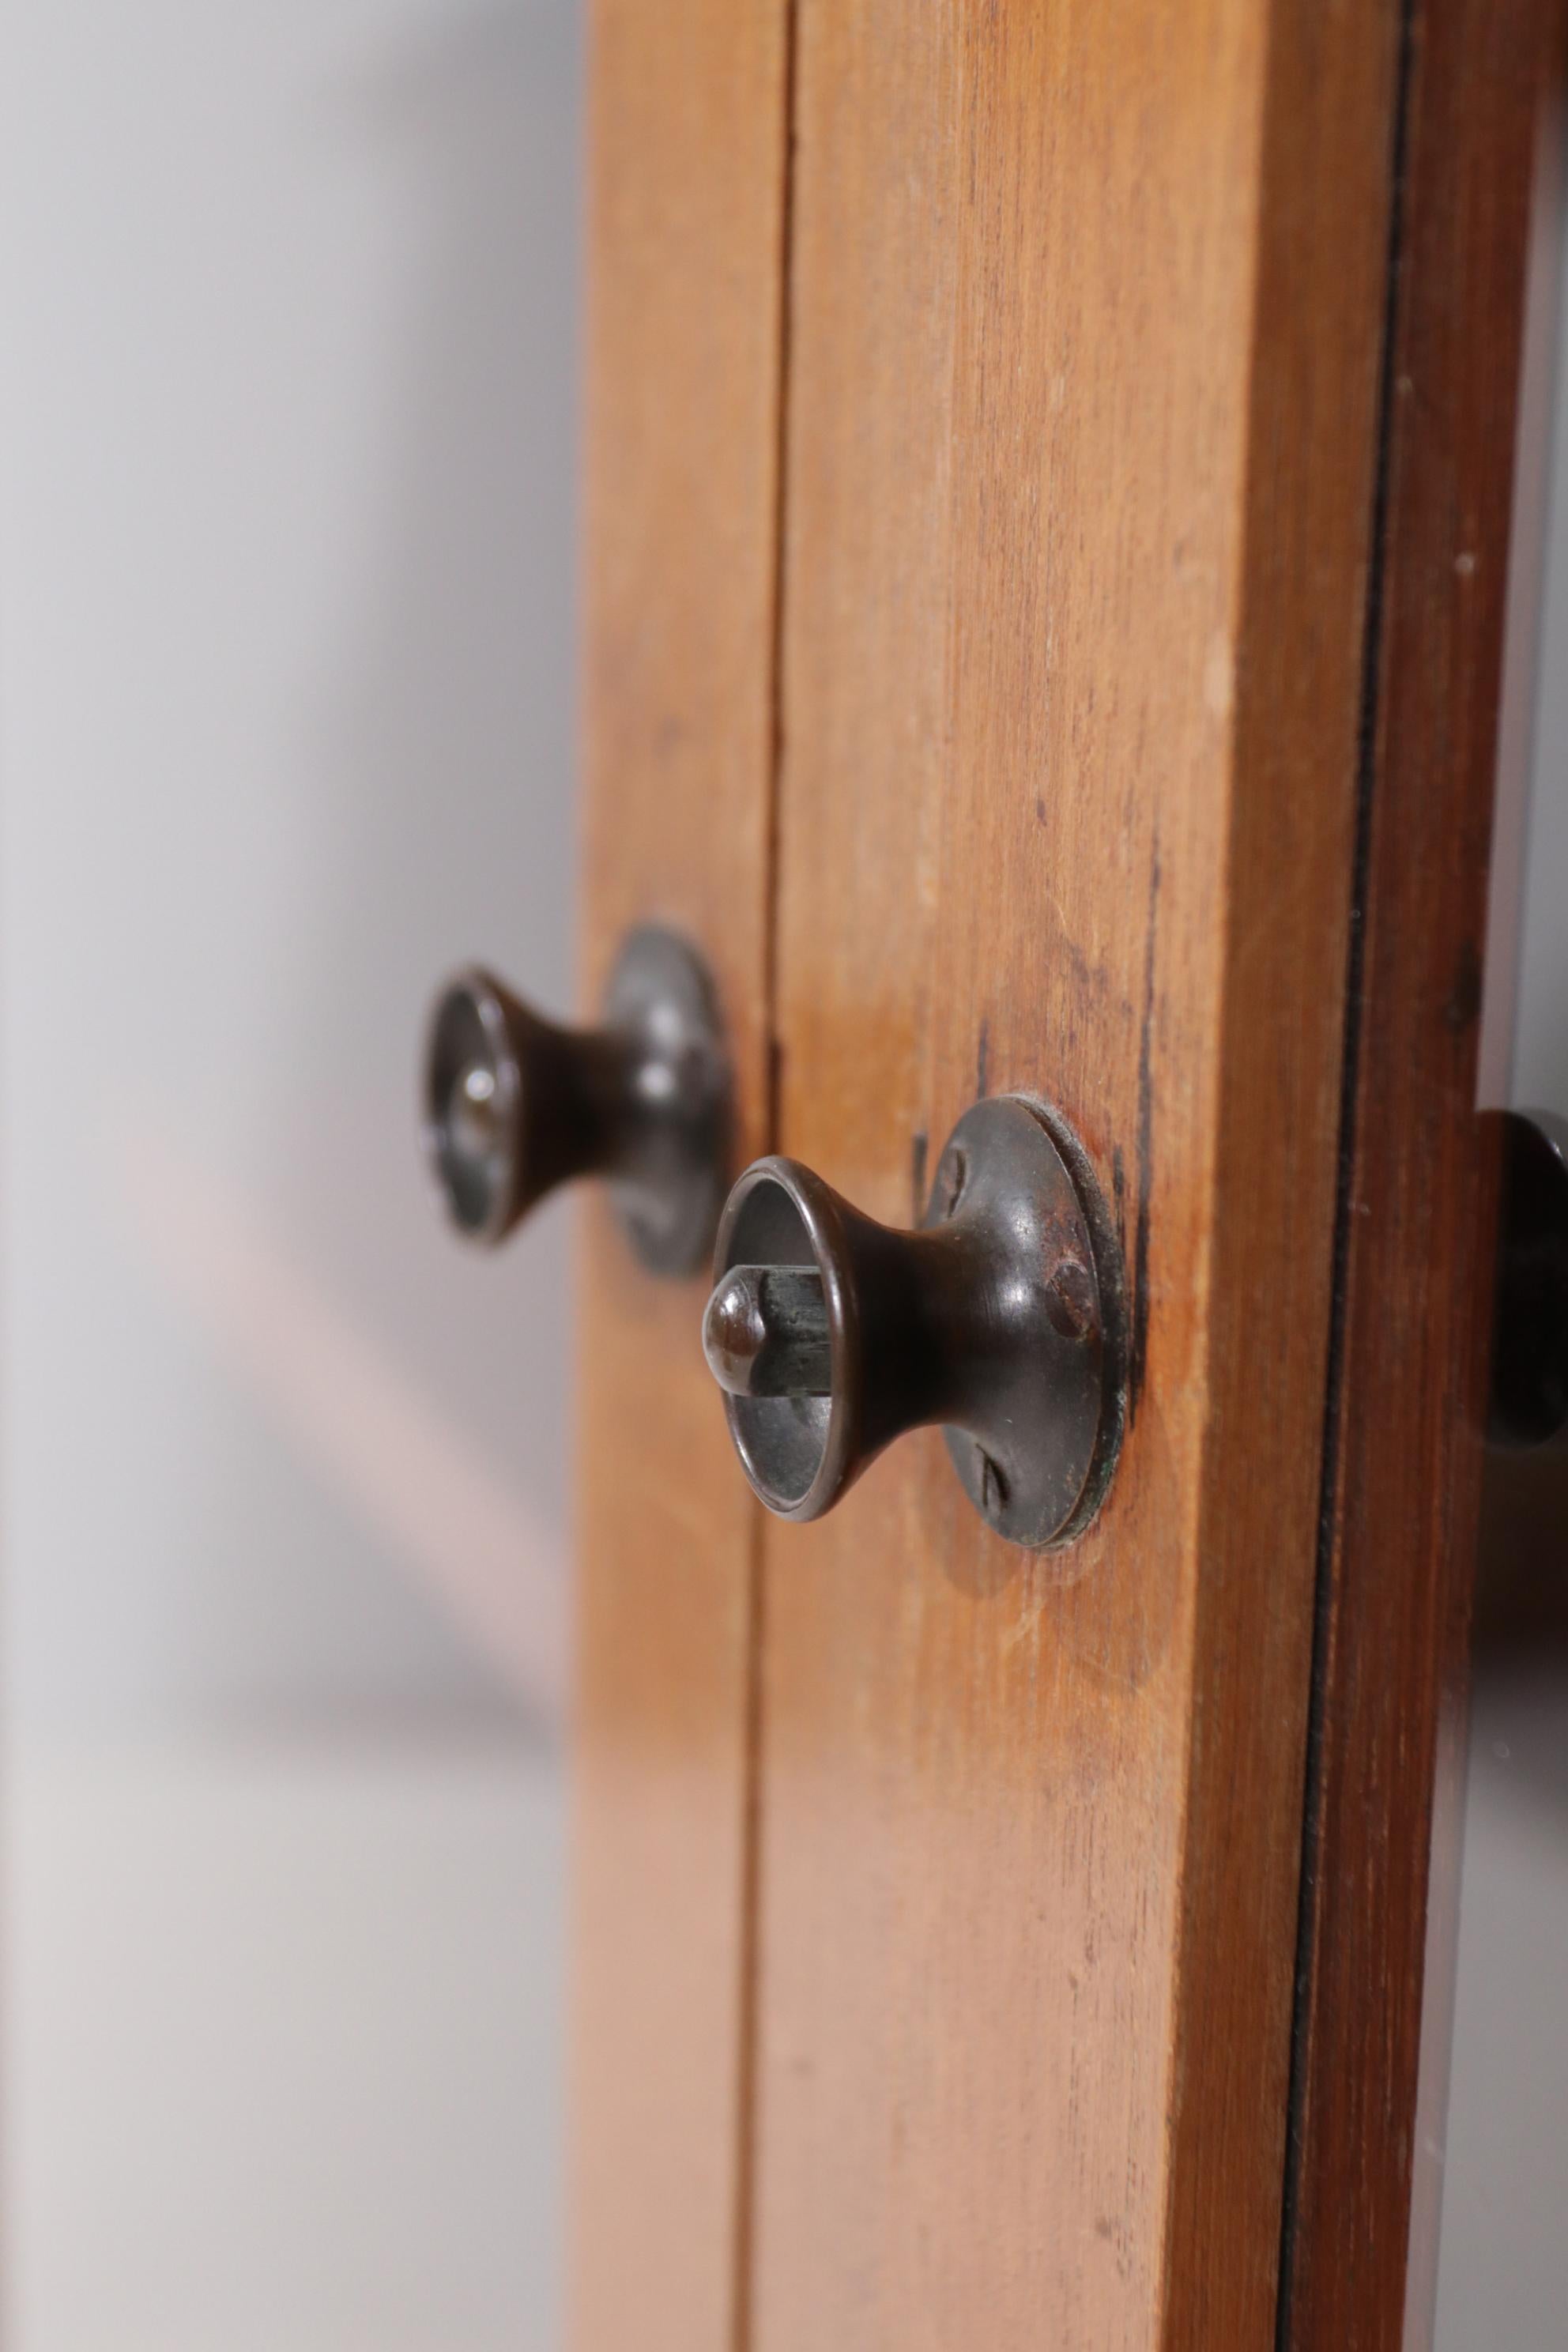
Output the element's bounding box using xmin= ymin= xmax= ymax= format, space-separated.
xmin=0 ymin=0 xmax=579 ymax=2343
xmin=1437 ymin=92 xmax=1568 ymax=2352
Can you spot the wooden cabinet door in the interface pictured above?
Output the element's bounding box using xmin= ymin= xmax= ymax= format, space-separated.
xmin=570 ymin=4 xmax=1544 ymax=2347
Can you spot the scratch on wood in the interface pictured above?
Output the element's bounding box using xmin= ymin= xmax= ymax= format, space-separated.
xmin=1129 ymin=841 xmax=1160 ymax=1422
xmin=911 ymin=1128 xmax=929 ymax=1221
xmin=977 ymin=1016 xmax=990 ymax=1100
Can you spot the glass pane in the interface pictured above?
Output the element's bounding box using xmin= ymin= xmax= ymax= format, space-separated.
xmin=1436 ymin=84 xmax=1568 ymax=2352
xmin=0 ymin=2 xmax=579 ymax=2344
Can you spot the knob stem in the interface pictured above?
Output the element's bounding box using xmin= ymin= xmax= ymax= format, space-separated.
xmin=703 ymin=1265 xmax=832 ymax=1396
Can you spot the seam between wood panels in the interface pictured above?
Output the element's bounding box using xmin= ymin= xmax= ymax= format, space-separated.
xmin=1272 ymin=2 xmax=1419 ymax=2341
xmin=731 ymin=5 xmax=801 ymax=2346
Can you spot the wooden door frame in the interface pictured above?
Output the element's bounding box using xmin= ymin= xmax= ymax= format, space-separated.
xmin=1279 ymin=6 xmax=1555 ymax=2346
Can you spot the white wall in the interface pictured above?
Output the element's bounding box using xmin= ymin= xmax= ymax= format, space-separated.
xmin=1 ymin=0 xmax=581 ymax=1737
xmin=1512 ymin=176 xmax=1568 ymax=1121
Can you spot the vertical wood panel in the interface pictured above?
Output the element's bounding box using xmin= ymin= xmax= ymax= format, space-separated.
xmin=1279 ymin=6 xmax=1550 ymax=2345
xmin=571 ymin=6 xmax=788 ymax=2345
xmin=754 ymin=5 xmax=1400 ymax=2345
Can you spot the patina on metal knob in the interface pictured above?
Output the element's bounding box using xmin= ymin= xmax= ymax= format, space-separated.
xmin=702 ymin=1093 xmax=1127 ymax=1547
xmin=423 ymin=924 xmax=729 ymax=1276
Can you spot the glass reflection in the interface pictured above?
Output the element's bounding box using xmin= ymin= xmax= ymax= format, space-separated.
xmin=0 ymin=2 xmax=580 ymax=2344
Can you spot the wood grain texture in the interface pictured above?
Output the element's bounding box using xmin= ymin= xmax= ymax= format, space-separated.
xmin=1277 ymin=6 xmax=1551 ymax=2346
xmin=751 ymin=6 xmax=1401 ymax=2346
xmin=570 ymin=6 xmax=787 ymax=2345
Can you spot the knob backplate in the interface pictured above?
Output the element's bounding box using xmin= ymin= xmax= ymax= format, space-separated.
xmin=601 ymin=923 xmax=731 ymax=1276
xmin=935 ymin=1095 xmax=1126 ymax=1547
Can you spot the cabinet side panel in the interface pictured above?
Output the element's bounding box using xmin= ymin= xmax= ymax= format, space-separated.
xmin=1280 ymin=5 xmax=1548 ymax=2345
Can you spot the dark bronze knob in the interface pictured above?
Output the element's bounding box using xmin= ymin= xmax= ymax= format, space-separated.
xmin=1490 ymin=1110 xmax=1568 ymax=1449
xmin=423 ymin=924 xmax=729 ymax=1276
xmin=703 ymin=1093 xmax=1126 ymax=1547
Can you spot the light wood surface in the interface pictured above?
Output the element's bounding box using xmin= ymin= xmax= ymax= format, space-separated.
xmin=573 ymin=3 xmax=1538 ymax=2343
xmin=570 ymin=6 xmax=788 ymax=2346
xmin=751 ymin=6 xmax=1402 ymax=2346
xmin=1278 ymin=7 xmax=1550 ymax=2346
